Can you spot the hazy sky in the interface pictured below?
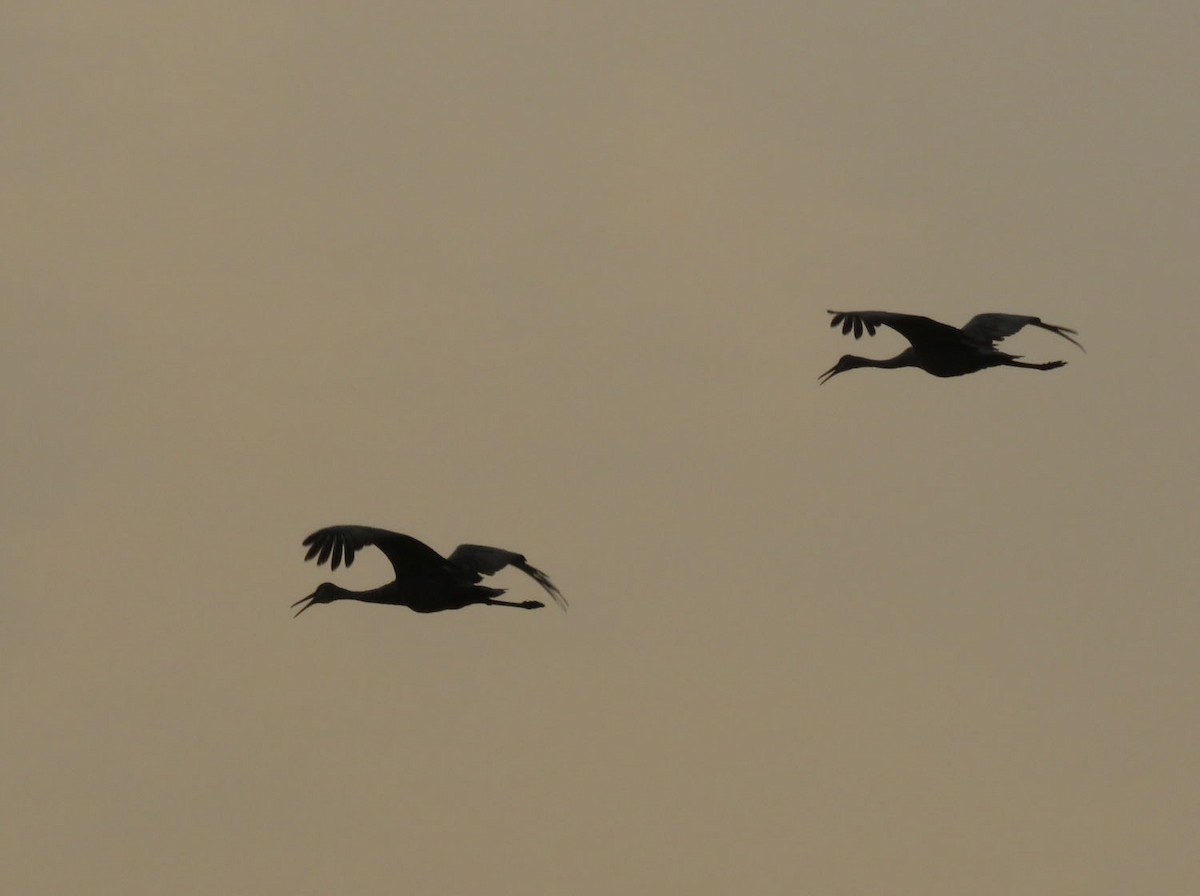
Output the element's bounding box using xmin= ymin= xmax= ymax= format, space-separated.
xmin=5 ymin=2 xmax=1199 ymax=893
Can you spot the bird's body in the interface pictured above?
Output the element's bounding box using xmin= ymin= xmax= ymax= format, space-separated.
xmin=292 ymin=525 xmax=566 ymax=616
xmin=819 ymin=310 xmax=1084 ymax=383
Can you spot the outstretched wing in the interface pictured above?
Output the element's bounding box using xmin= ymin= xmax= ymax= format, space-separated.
xmin=448 ymin=544 xmax=568 ymax=611
xmin=827 ymin=310 xmax=961 ymax=347
xmin=302 ymin=525 xmax=450 ymax=577
xmin=961 ymin=313 xmax=1084 ymax=352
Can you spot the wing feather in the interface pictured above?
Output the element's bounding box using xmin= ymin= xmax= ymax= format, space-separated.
xmin=827 ymin=310 xmax=959 ymax=347
xmin=962 ymin=313 xmax=1084 ymax=351
xmin=449 ymin=544 xmax=568 ymax=611
xmin=302 ymin=526 xmax=450 ymax=577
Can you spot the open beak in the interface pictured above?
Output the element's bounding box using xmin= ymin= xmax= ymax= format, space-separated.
xmin=291 ymin=593 xmax=316 ymax=617
xmin=817 ymin=364 xmax=840 ymax=385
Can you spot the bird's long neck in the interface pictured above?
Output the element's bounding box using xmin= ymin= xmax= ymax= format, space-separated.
xmin=856 ymin=348 xmax=916 ymax=370
xmin=328 ymin=582 xmax=396 ymax=605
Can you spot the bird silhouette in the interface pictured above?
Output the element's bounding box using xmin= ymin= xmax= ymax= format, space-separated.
xmin=292 ymin=525 xmax=567 ymax=617
xmin=819 ymin=310 xmax=1084 ymax=383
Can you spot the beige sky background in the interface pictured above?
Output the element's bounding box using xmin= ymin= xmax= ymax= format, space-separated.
xmin=5 ymin=2 xmax=1199 ymax=893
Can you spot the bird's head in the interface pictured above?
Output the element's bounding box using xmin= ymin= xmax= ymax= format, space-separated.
xmin=818 ymin=354 xmax=868 ymax=384
xmin=291 ymin=582 xmax=341 ymax=617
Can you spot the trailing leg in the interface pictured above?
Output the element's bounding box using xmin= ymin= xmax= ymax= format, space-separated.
xmin=485 ymin=598 xmax=546 ymax=610
xmin=1004 ymin=359 xmax=1066 ymax=371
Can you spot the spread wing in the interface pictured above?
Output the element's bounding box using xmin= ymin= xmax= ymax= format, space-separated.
xmin=827 ymin=310 xmax=962 ymax=347
xmin=961 ymin=314 xmax=1084 ymax=352
xmin=448 ymin=544 xmax=568 ymax=611
xmin=302 ymin=525 xmax=451 ymax=578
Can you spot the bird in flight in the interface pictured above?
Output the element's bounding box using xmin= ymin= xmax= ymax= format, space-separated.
xmin=819 ymin=310 xmax=1084 ymax=383
xmin=292 ymin=525 xmax=567 ymax=617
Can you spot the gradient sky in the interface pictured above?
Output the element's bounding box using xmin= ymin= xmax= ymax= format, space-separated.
xmin=5 ymin=2 xmax=1199 ymax=893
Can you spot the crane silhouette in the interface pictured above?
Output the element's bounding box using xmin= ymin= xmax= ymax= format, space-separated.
xmin=292 ymin=525 xmax=567 ymax=617
xmin=819 ymin=310 xmax=1084 ymax=383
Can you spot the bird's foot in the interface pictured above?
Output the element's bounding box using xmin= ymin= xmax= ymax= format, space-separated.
xmin=521 ymin=600 xmax=545 ymax=610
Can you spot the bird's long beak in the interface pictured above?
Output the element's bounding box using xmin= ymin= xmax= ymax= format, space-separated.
xmin=817 ymin=364 xmax=839 ymax=385
xmin=291 ymin=593 xmax=316 ymax=617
